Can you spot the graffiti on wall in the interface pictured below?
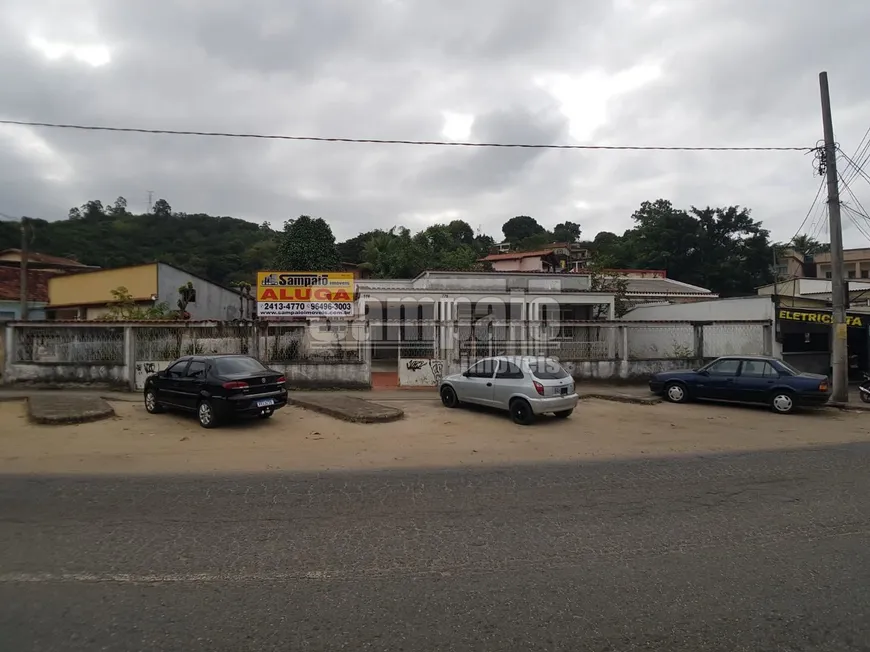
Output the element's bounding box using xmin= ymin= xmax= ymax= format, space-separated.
xmin=400 ymin=358 xmax=446 ymax=387
xmin=429 ymin=360 xmax=444 ymax=385
xmin=134 ymin=361 xmax=170 ymax=390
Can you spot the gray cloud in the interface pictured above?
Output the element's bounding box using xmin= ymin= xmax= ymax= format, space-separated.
xmin=1 ymin=0 xmax=869 ymax=249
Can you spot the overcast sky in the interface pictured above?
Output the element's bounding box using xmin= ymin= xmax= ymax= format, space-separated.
xmin=2 ymin=0 xmax=870 ymax=246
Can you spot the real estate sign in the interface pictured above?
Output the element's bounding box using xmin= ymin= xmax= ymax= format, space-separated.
xmin=256 ymin=271 xmax=355 ymax=318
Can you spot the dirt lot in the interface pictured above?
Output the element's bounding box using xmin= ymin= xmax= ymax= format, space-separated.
xmin=0 ymin=397 xmax=868 ymax=475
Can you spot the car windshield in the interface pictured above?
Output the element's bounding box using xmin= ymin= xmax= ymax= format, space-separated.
xmin=527 ymin=359 xmax=569 ymax=380
xmin=214 ymin=356 xmax=267 ymax=375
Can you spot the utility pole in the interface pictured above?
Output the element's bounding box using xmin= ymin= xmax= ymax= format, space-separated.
xmin=147 ymin=190 xmax=154 ymax=213
xmin=19 ymin=216 xmax=29 ymax=321
xmin=819 ymin=71 xmax=848 ymax=402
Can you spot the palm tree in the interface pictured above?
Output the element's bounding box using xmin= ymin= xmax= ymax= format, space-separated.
xmin=789 ymin=234 xmax=829 ymax=257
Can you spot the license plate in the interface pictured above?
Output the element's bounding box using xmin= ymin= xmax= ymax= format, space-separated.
xmin=560 ymin=387 xmax=567 ymax=395
xmin=257 ymin=399 xmax=275 ymax=408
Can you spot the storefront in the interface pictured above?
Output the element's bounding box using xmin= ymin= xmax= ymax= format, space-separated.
xmin=776 ymin=305 xmax=869 ymax=378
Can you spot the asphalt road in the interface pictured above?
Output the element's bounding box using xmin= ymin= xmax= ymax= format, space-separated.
xmin=2 ymin=444 xmax=870 ymax=651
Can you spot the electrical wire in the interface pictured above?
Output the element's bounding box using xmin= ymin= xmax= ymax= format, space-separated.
xmin=808 ymin=200 xmax=828 ymax=242
xmin=789 ymin=177 xmax=826 ymax=244
xmin=838 ymin=148 xmax=870 ymax=188
xmin=842 ymin=204 xmax=870 ymax=242
xmin=843 ymin=126 xmax=870 ymax=185
xmin=0 ymin=118 xmax=814 ymax=152
xmin=837 ymin=170 xmax=870 ymax=223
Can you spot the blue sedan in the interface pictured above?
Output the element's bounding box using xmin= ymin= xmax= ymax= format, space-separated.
xmin=648 ymin=356 xmax=831 ymax=414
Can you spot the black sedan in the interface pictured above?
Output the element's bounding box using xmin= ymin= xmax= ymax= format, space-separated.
xmin=649 ymin=355 xmax=830 ymax=414
xmin=143 ymin=355 xmax=288 ymax=428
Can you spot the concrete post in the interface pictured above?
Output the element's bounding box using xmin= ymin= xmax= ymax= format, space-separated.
xmin=693 ymin=322 xmax=705 ymax=367
xmin=2 ymin=324 xmax=13 ymax=383
xmin=124 ymin=326 xmax=136 ymax=392
xmin=763 ymin=323 xmax=773 ymax=356
xmin=620 ymin=325 xmax=629 ymax=362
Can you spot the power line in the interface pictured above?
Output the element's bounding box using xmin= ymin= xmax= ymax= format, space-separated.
xmin=790 ymin=176 xmax=826 ymax=244
xmin=843 ymin=126 xmax=870 ymax=185
xmin=842 ymin=204 xmax=870 ymax=241
xmin=0 ymin=118 xmax=814 ymax=152
xmin=838 ymin=148 xmax=870 ymax=187
xmin=837 ymin=169 xmax=870 ymax=219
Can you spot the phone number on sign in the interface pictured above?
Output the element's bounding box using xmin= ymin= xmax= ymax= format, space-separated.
xmin=258 ymin=302 xmax=353 ymax=316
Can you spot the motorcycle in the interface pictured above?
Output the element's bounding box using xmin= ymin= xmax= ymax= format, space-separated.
xmin=860 ymin=372 xmax=870 ymax=404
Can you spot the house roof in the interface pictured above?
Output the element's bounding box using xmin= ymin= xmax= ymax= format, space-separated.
xmin=622 ymin=277 xmax=715 ymax=295
xmin=0 ymin=267 xmax=56 ymax=302
xmin=479 ymin=249 xmax=556 ymax=262
xmin=0 ymin=249 xmax=91 ymax=268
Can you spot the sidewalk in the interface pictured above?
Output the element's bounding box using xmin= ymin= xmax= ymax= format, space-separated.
xmin=1 ymin=385 xmax=867 ymax=412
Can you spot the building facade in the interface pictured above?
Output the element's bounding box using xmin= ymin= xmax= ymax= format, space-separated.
xmin=814 ymin=247 xmax=870 ymax=280
xmin=46 ymin=263 xmax=253 ymax=321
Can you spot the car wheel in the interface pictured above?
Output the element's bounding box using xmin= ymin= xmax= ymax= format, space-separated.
xmin=510 ymin=398 xmax=535 ymax=425
xmin=144 ymin=389 xmax=164 ymax=414
xmin=197 ymin=399 xmax=220 ymax=429
xmin=770 ymin=390 xmax=796 ymax=415
xmin=554 ymin=409 xmax=573 ymax=419
xmin=664 ymin=381 xmax=688 ymax=404
xmin=440 ymin=385 xmax=459 ymax=408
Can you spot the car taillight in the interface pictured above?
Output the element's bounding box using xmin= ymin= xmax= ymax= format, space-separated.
xmin=222 ymin=381 xmax=248 ymax=390
xmin=276 ymin=376 xmax=286 ymax=385
xmin=819 ymin=381 xmax=829 ymax=391
xmin=533 ymin=381 xmax=545 ymax=396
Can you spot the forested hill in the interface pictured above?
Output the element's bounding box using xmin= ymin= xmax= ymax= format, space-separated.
xmin=0 ymin=199 xmax=277 ymax=286
xmin=0 ymin=196 xmax=783 ymax=296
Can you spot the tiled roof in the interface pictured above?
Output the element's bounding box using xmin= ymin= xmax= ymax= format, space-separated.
xmin=479 ymin=249 xmax=556 ymax=262
xmin=0 ymin=267 xmax=56 ymax=302
xmin=0 ymin=249 xmax=90 ymax=268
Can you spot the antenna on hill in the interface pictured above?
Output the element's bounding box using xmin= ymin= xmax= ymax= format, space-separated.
xmin=147 ymin=190 xmax=154 ymax=213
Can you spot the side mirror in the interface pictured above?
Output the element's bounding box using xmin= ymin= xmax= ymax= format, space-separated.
xmin=697 ymin=369 xmax=708 ymax=376
xmin=462 ymin=371 xmax=469 ymax=377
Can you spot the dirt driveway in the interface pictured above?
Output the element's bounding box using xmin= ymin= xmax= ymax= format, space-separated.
xmin=0 ymin=397 xmax=868 ymax=475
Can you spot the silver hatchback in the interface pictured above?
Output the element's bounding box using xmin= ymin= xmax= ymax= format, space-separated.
xmin=439 ymin=356 xmax=578 ymax=425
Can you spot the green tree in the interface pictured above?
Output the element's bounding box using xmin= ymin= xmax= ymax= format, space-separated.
xmin=108 ymin=196 xmax=128 ymax=217
xmin=789 ymin=234 xmax=829 ymax=257
xmin=274 ymin=215 xmax=340 ymax=270
xmin=502 ymin=215 xmax=545 ymax=243
xmin=588 ymin=262 xmax=630 ymax=318
xmin=552 ymin=221 xmax=581 ymax=243
xmin=337 ymin=229 xmax=386 ymax=264
xmin=102 ymin=286 xmax=174 ymax=320
xmin=613 ymin=199 xmax=775 ymax=296
xmin=152 ymin=199 xmax=172 ymax=217
xmin=446 ymin=220 xmax=475 ymax=246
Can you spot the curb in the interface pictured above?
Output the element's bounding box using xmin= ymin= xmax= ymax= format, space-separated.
xmin=27 ymin=403 xmax=116 ymax=425
xmin=287 ymin=397 xmax=404 ymax=424
xmin=578 ymin=393 xmax=662 ymax=406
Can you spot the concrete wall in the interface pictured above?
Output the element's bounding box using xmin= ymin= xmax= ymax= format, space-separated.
xmin=399 ymin=358 xmax=447 ymax=386
xmin=402 ymin=356 xmax=702 ymax=386
xmin=157 ymin=264 xmax=246 ymax=321
xmin=624 ymin=296 xmax=775 ymax=321
xmin=623 ymin=299 xmax=776 ymax=358
xmin=270 ymin=361 xmax=370 ymax=389
xmin=563 ymin=358 xmax=699 ymax=382
xmin=3 ymin=363 xmax=128 ymax=388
